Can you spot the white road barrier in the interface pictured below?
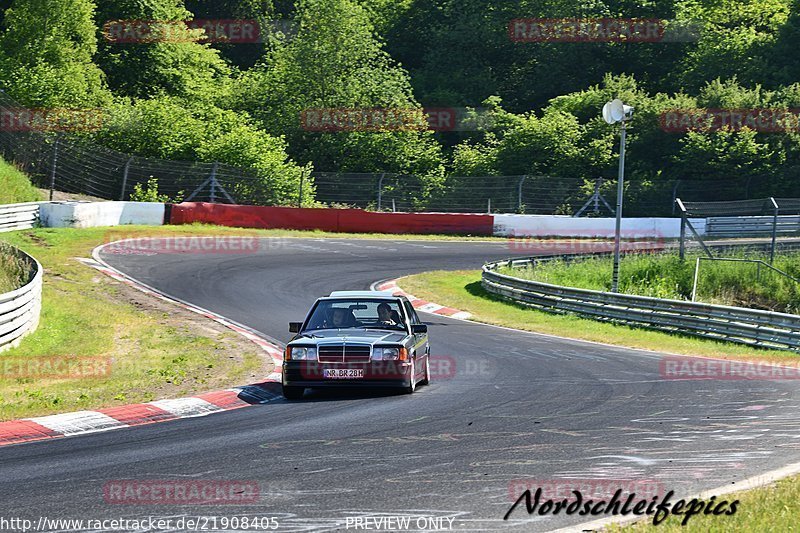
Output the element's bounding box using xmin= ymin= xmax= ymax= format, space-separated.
xmin=40 ymin=201 xmax=165 ymax=228
xmin=0 ymin=246 xmax=42 ymax=352
xmin=0 ymin=202 xmax=44 ymax=233
xmin=493 ymin=213 xmax=706 ymax=238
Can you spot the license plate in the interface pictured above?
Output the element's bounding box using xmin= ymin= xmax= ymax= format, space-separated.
xmin=323 ymin=368 xmax=364 ymax=379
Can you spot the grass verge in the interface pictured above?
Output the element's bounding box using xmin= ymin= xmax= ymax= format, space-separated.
xmin=500 ymin=251 xmax=800 ymax=313
xmin=608 ymin=474 xmax=800 ymax=532
xmin=0 ymin=227 xmax=272 ymax=420
xmin=0 ymin=157 xmax=42 ymax=204
xmin=399 ymin=269 xmax=797 ymax=363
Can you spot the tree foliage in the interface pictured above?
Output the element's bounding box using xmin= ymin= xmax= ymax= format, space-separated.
xmin=0 ymin=0 xmax=798 ymax=209
xmin=0 ymin=0 xmax=110 ymax=106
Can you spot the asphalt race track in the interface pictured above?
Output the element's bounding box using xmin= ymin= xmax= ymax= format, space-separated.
xmin=2 ymin=237 xmax=800 ymax=532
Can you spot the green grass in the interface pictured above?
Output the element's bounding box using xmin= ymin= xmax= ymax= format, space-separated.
xmin=0 ymin=227 xmax=270 ymax=420
xmin=0 ymin=157 xmax=42 ymax=204
xmin=609 ymin=475 xmax=800 ymax=532
xmin=499 ymin=251 xmax=800 ymax=313
xmin=399 ymin=269 xmax=797 ymax=363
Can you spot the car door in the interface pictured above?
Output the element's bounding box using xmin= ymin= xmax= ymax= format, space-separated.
xmin=402 ymin=300 xmax=429 ymax=376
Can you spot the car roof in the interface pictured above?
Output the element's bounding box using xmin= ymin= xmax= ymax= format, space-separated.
xmin=325 ymin=290 xmax=398 ymax=299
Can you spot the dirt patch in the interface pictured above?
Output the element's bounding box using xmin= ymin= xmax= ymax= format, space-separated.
xmin=22 ymin=232 xmax=53 ymax=248
xmin=36 ymin=188 xmax=108 ymax=203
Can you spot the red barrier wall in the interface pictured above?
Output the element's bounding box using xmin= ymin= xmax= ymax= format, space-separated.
xmin=169 ymin=203 xmax=494 ymax=235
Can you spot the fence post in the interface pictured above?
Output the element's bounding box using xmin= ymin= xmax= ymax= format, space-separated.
xmin=209 ymin=162 xmax=219 ymax=203
xmin=377 ymin=173 xmax=386 ymax=211
xmin=770 ymin=197 xmax=779 ymax=264
xmin=691 ymin=257 xmax=701 ymax=301
xmin=48 ymin=135 xmax=60 ymax=201
xmin=487 ymin=198 xmax=491 ymax=214
xmin=678 ymin=198 xmax=687 ymax=261
xmin=119 ymin=156 xmax=133 ymax=200
xmin=517 ymin=175 xmax=527 ymax=213
xmin=671 ymin=180 xmax=681 ymax=216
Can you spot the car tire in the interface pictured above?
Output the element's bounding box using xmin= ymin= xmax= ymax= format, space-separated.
xmin=419 ymin=355 xmax=431 ymax=386
xmin=403 ymin=359 xmax=417 ymax=394
xmin=282 ymin=386 xmax=305 ymax=400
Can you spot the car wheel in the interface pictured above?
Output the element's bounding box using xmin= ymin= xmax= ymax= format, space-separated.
xmin=403 ymin=359 xmax=417 ymax=394
xmin=282 ymin=386 xmax=305 ymax=400
xmin=419 ymin=355 xmax=431 ymax=386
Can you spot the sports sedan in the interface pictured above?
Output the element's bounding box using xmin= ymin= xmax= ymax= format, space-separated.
xmin=282 ymin=291 xmax=431 ymax=399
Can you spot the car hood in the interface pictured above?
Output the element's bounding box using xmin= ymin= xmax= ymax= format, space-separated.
xmin=292 ymin=328 xmax=408 ymax=344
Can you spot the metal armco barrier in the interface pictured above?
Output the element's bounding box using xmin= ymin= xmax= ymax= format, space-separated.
xmin=0 ymin=246 xmax=42 ymax=352
xmin=0 ymin=202 xmax=41 ymax=233
xmin=705 ymin=215 xmax=800 ymax=238
xmin=482 ymin=255 xmax=800 ymax=351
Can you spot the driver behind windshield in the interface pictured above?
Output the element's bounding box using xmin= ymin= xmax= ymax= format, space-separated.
xmin=376 ymin=303 xmax=399 ymax=327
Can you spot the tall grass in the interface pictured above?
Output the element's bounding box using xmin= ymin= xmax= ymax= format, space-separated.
xmin=0 ymin=242 xmax=30 ymax=293
xmin=0 ymin=157 xmax=41 ymax=204
xmin=500 ymin=251 xmax=800 ymax=313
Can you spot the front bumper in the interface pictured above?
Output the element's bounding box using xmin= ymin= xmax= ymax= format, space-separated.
xmin=282 ymin=360 xmax=412 ymax=388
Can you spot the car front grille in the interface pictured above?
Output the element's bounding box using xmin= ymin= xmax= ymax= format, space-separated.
xmin=318 ymin=344 xmax=372 ymax=363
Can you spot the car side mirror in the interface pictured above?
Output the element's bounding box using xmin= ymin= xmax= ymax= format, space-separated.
xmin=289 ymin=322 xmax=302 ymax=333
xmin=411 ymin=324 xmax=428 ymax=334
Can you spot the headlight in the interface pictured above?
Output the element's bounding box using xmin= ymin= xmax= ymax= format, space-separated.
xmin=287 ymin=347 xmax=316 ymax=361
xmin=374 ymin=347 xmax=406 ymax=361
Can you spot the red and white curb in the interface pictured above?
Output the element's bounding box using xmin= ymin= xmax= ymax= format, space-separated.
xmin=374 ymin=279 xmax=471 ymax=320
xmin=0 ymin=241 xmax=287 ymax=448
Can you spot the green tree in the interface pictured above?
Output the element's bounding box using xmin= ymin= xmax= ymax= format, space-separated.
xmin=94 ymin=0 xmax=231 ymax=102
xmin=675 ymin=0 xmax=791 ymax=91
xmin=0 ymin=0 xmax=110 ymax=107
xmin=92 ymin=96 xmax=309 ymax=205
xmin=233 ymin=0 xmax=445 ymax=179
xmin=184 ymin=0 xmax=274 ymax=68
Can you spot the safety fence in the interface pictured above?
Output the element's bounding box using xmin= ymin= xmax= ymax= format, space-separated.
xmin=0 ymin=245 xmax=42 ymax=352
xmin=0 ymin=202 xmax=41 ymax=232
xmin=7 ymin=92 xmax=800 ymax=216
xmin=482 ymin=252 xmax=800 ymax=351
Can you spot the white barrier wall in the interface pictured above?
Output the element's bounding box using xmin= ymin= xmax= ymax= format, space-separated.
xmin=493 ymin=214 xmax=706 ymax=238
xmin=40 ymin=202 xmax=165 ymax=228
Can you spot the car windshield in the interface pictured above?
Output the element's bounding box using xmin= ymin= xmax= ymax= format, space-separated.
xmin=305 ymin=299 xmax=406 ymax=331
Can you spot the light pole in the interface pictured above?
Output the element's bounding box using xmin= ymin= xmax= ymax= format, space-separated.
xmin=602 ymin=99 xmax=633 ymax=293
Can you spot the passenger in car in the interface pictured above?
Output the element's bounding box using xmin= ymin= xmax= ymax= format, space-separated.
xmin=331 ymin=307 xmax=357 ymax=328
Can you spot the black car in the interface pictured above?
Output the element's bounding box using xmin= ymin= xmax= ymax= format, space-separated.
xmin=282 ymin=291 xmax=431 ymax=399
